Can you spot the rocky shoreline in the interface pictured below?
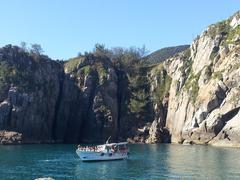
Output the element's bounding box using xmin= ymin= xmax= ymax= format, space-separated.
xmin=1 ymin=130 xmax=240 ymax=148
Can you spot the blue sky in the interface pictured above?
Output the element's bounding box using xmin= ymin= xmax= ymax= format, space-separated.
xmin=0 ymin=0 xmax=239 ymax=60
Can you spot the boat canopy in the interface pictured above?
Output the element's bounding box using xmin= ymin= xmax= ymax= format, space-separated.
xmin=105 ymin=142 xmax=128 ymax=146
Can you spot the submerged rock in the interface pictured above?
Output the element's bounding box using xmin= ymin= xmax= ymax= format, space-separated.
xmin=182 ymin=139 xmax=194 ymax=145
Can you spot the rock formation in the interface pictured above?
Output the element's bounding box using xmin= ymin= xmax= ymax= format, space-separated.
xmin=164 ymin=11 xmax=240 ymax=147
xmin=0 ymin=130 xmax=22 ymax=144
xmin=0 ymin=11 xmax=239 ymax=147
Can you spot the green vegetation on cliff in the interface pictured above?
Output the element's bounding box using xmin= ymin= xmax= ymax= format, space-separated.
xmin=81 ymin=65 xmax=91 ymax=75
xmin=184 ymin=70 xmax=201 ymax=103
xmin=151 ymin=64 xmax=172 ymax=103
xmin=208 ymin=16 xmax=240 ymax=46
xmin=227 ymin=25 xmax=240 ymax=44
xmin=128 ymin=66 xmax=150 ymax=114
xmin=212 ymin=70 xmax=223 ymax=80
xmin=129 ymin=90 xmax=149 ymax=113
xmin=153 ymin=74 xmax=172 ymax=103
xmin=64 ymin=57 xmax=84 ymax=72
xmin=0 ymin=45 xmax=61 ymax=95
xmin=208 ymin=20 xmax=231 ymax=39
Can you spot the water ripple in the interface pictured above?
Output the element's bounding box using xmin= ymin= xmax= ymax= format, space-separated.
xmin=0 ymin=144 xmax=240 ymax=179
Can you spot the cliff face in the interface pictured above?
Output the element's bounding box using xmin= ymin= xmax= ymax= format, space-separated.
xmin=0 ymin=47 xmax=116 ymax=143
xmin=0 ymin=12 xmax=240 ymax=147
xmin=125 ymin=11 xmax=240 ymax=146
xmin=163 ymin=11 xmax=240 ymax=147
xmin=0 ymin=48 xmax=132 ymax=144
xmin=62 ymin=56 xmax=120 ymax=143
xmin=0 ymin=45 xmax=63 ymax=143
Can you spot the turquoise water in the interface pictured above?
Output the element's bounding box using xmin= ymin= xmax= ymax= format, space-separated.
xmin=0 ymin=144 xmax=240 ymax=180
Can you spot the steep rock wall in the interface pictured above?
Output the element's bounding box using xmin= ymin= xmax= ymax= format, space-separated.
xmin=163 ymin=11 xmax=240 ymax=147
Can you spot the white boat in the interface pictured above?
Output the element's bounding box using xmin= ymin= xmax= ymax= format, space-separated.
xmin=76 ymin=139 xmax=129 ymax=162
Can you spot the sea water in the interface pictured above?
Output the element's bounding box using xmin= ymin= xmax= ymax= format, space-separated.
xmin=0 ymin=144 xmax=240 ymax=180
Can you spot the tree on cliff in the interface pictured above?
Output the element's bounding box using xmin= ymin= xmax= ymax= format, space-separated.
xmin=93 ymin=43 xmax=110 ymax=58
xmin=20 ymin=42 xmax=27 ymax=52
xmin=30 ymin=44 xmax=44 ymax=55
xmin=110 ymin=45 xmax=148 ymax=71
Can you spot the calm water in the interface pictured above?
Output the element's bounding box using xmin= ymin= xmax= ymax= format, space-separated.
xmin=0 ymin=144 xmax=240 ymax=180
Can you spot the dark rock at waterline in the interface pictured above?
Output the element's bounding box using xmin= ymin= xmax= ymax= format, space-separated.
xmin=0 ymin=130 xmax=22 ymax=144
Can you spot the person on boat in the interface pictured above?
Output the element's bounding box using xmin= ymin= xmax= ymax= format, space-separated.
xmin=113 ymin=145 xmax=117 ymax=153
xmin=106 ymin=146 xmax=110 ymax=153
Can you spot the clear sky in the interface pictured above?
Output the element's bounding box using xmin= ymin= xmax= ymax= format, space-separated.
xmin=0 ymin=0 xmax=239 ymax=60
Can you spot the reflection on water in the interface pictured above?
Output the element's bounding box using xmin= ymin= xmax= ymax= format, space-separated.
xmin=0 ymin=144 xmax=240 ymax=179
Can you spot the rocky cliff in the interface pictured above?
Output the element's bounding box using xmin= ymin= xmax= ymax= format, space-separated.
xmin=0 ymin=45 xmax=64 ymax=143
xmin=158 ymin=11 xmax=240 ymax=147
xmin=0 ymin=11 xmax=239 ymax=147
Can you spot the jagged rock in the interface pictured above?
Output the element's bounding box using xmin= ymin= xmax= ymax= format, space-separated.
xmin=0 ymin=130 xmax=22 ymax=144
xmin=146 ymin=102 xmax=170 ymax=144
xmin=146 ymin=120 xmax=170 ymax=144
xmin=191 ymin=34 xmax=215 ymax=74
xmin=230 ymin=11 xmax=240 ymax=28
xmin=209 ymin=109 xmax=240 ymax=147
xmin=219 ymin=45 xmax=229 ymax=59
xmin=127 ymin=123 xmax=152 ymax=144
xmin=137 ymin=123 xmax=151 ymax=134
xmin=182 ymin=139 xmax=193 ymax=145
xmin=165 ymin=11 xmax=240 ymax=146
xmin=146 ymin=120 xmax=159 ymax=143
xmin=198 ymin=67 xmax=211 ymax=86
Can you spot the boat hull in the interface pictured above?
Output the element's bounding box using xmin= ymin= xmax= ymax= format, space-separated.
xmin=76 ymin=150 xmax=128 ymax=162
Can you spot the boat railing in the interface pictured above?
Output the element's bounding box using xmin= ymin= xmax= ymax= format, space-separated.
xmin=77 ymin=145 xmax=102 ymax=152
xmin=77 ymin=142 xmax=128 ymax=153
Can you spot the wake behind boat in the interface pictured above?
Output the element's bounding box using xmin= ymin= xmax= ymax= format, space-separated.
xmin=76 ymin=138 xmax=129 ymax=162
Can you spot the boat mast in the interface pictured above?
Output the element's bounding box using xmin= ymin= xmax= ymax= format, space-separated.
xmin=106 ymin=136 xmax=111 ymax=144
